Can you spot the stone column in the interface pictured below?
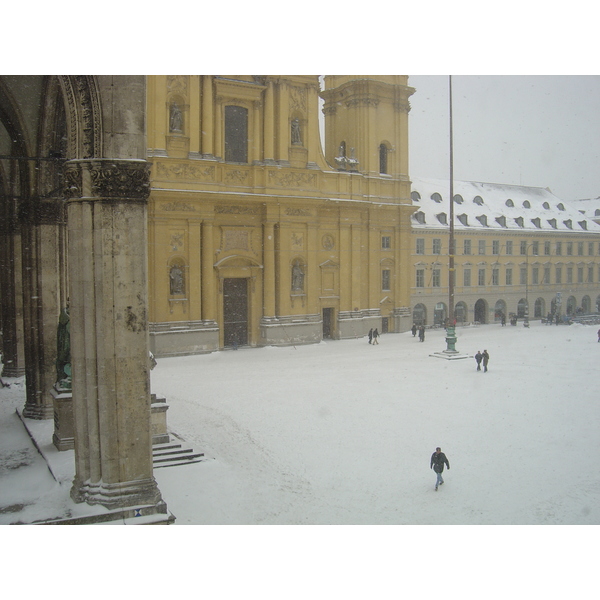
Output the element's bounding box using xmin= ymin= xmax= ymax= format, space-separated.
xmin=64 ymin=158 xmax=164 ymax=510
xmin=262 ymin=221 xmax=276 ymax=317
xmin=263 ymin=80 xmax=275 ymax=163
xmin=201 ymin=219 xmax=216 ymax=322
xmin=201 ymin=76 xmax=214 ymax=158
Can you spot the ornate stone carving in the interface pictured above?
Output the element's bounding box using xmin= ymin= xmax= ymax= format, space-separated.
xmin=322 ymin=234 xmax=335 ymax=250
xmin=224 ymin=169 xmax=249 ymax=184
xmin=290 ymin=86 xmax=307 ymax=113
xmin=285 ymin=207 xmax=311 ymax=217
xmin=223 ymin=229 xmax=250 ymax=251
xmin=89 ymin=160 xmax=150 ymax=200
xmin=160 ymin=201 xmax=196 ymax=212
xmin=215 ymin=205 xmax=259 ymax=215
xmin=291 ymin=232 xmax=304 ymax=250
xmin=156 ymin=162 xmax=215 ymax=181
xmin=269 ymin=171 xmax=316 ymax=188
xmin=167 ymin=75 xmax=188 ymax=97
xmin=63 ymin=162 xmax=83 ymax=199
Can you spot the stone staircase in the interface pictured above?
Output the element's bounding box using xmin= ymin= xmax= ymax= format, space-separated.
xmin=152 ymin=439 xmax=206 ymax=469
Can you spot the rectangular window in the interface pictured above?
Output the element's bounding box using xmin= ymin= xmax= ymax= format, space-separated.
xmin=432 ymin=238 xmax=442 ymax=254
xmin=492 ymin=240 xmax=500 ymax=255
xmin=556 ymin=242 xmax=562 ymax=256
xmin=577 ymin=267 xmax=583 ymax=283
xmin=416 ymin=269 xmax=425 ymax=288
xmin=589 ymin=266 xmax=594 ymax=283
xmin=520 ymin=241 xmax=527 ymax=255
xmin=578 ymin=242 xmax=584 ymax=256
xmin=556 ymin=267 xmax=562 ymax=284
xmin=567 ymin=267 xmax=573 ymax=283
xmin=463 ymin=239 xmax=471 ymax=255
xmin=532 ymin=241 xmax=539 ymax=256
xmin=478 ymin=240 xmax=486 ymax=255
xmin=492 ymin=268 xmax=499 ymax=285
xmin=567 ymin=242 xmax=573 ymax=256
xmin=463 ymin=269 xmax=471 ymax=287
xmin=520 ymin=268 xmax=528 ymax=285
xmin=506 ymin=268 xmax=513 ymax=285
xmin=532 ymin=267 xmax=539 ymax=284
xmin=381 ymin=236 xmax=391 ymax=250
xmin=224 ymin=105 xmax=248 ymax=163
xmin=478 ymin=268 xmax=485 ymax=286
xmin=589 ymin=242 xmax=594 ymax=256
xmin=544 ymin=241 xmax=551 ymax=256
xmin=506 ymin=241 xmax=513 ymax=255
xmin=416 ymin=238 xmax=425 ymax=255
xmin=382 ymin=269 xmax=391 ymax=290
xmin=432 ymin=269 xmax=441 ymax=287
xmin=544 ymin=267 xmax=550 ymax=284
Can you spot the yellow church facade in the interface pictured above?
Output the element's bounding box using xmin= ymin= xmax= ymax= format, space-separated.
xmin=146 ymin=76 xmax=416 ymax=355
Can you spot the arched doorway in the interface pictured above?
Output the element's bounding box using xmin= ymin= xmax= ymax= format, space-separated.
xmin=534 ymin=297 xmax=545 ymax=318
xmin=581 ymin=295 xmax=591 ymax=314
xmin=413 ymin=303 xmax=426 ymax=326
xmin=434 ymin=302 xmax=447 ymax=326
xmin=474 ymin=299 xmax=487 ymax=323
xmin=494 ymin=300 xmax=507 ymax=322
xmin=517 ymin=298 xmax=528 ymax=319
xmin=455 ymin=301 xmax=468 ymax=324
xmin=566 ymin=296 xmax=576 ymax=315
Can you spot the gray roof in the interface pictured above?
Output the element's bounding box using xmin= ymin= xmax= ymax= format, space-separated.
xmin=410 ymin=177 xmax=600 ymax=234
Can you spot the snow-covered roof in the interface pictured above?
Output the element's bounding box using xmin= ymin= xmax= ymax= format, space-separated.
xmin=410 ymin=177 xmax=600 ymax=234
xmin=569 ymin=197 xmax=600 ymax=224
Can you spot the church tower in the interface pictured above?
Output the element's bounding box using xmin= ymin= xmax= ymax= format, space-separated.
xmin=320 ymin=76 xmax=414 ymax=179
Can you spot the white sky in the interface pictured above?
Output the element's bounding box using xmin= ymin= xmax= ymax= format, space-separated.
xmin=408 ymin=75 xmax=600 ymax=201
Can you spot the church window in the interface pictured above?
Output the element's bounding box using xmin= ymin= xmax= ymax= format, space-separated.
xmin=224 ymin=105 xmax=248 ymax=163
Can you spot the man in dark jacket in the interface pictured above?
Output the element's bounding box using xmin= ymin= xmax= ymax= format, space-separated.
xmin=430 ymin=447 xmax=450 ymax=491
xmin=475 ymin=350 xmax=482 ymax=371
xmin=482 ymin=349 xmax=490 ymax=372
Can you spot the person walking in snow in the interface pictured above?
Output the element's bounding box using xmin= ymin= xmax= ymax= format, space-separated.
xmin=368 ymin=328 xmax=373 ymax=344
xmin=419 ymin=325 xmax=425 ymax=342
xmin=411 ymin=324 xmax=417 ymax=337
xmin=475 ymin=350 xmax=483 ymax=371
xmin=372 ymin=328 xmax=379 ymax=345
xmin=430 ymin=447 xmax=450 ymax=491
xmin=482 ymin=349 xmax=490 ymax=372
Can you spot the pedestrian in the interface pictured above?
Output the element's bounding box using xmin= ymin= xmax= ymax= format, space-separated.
xmin=501 ymin=314 xmax=506 ymax=326
xmin=372 ymin=328 xmax=379 ymax=345
xmin=430 ymin=446 xmax=450 ymax=491
xmin=482 ymin=349 xmax=490 ymax=372
xmin=475 ymin=350 xmax=482 ymax=371
xmin=411 ymin=324 xmax=417 ymax=337
xmin=368 ymin=328 xmax=373 ymax=344
xmin=419 ymin=325 xmax=425 ymax=342
xmin=555 ymin=314 xmax=559 ymax=325
xmin=597 ymin=328 xmax=600 ymax=342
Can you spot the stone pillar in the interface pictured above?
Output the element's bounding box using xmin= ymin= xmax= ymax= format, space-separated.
xmin=201 ymin=219 xmax=216 ymax=322
xmin=262 ymin=221 xmax=276 ymax=317
xmin=263 ymin=80 xmax=275 ymax=163
xmin=64 ymin=158 xmax=163 ymax=510
xmin=201 ymin=76 xmax=214 ymax=158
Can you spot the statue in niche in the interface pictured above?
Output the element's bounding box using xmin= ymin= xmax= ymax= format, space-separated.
xmin=291 ymin=118 xmax=302 ymax=145
xmin=56 ymin=301 xmax=71 ymax=390
xmin=170 ymin=102 xmax=183 ymax=133
xmin=291 ymin=260 xmax=305 ymax=292
xmin=170 ymin=264 xmax=185 ymax=295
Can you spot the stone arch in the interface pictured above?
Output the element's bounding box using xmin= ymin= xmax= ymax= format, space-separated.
xmin=494 ymin=300 xmax=507 ymax=322
xmin=534 ymin=297 xmax=545 ymax=318
xmin=474 ymin=298 xmax=487 ymax=323
xmin=413 ymin=303 xmax=427 ymax=326
xmin=434 ymin=302 xmax=447 ymax=326
xmin=581 ymin=295 xmax=591 ymax=313
xmin=455 ymin=301 xmax=468 ymax=324
xmin=566 ymin=295 xmax=577 ymax=315
xmin=517 ymin=298 xmax=527 ymax=319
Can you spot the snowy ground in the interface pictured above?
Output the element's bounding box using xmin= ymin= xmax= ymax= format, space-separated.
xmin=1 ymin=320 xmax=598 ymax=595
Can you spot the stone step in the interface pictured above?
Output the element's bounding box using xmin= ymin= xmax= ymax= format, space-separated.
xmin=152 ymin=443 xmax=182 ymax=452
xmin=154 ymin=452 xmax=205 ymax=464
xmin=154 ymin=458 xmax=206 ymax=469
xmin=153 ymin=448 xmax=194 ymax=457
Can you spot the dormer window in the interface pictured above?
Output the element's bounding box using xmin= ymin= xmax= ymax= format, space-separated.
xmin=476 ymin=215 xmax=488 ymax=227
xmin=543 ymin=202 xmax=550 ymax=209
xmin=473 ymin=195 xmax=484 ymax=206
xmin=548 ymin=218 xmax=557 ymax=229
xmin=579 ymin=220 xmax=588 ymax=230
xmin=506 ymin=199 xmax=514 ymax=207
xmin=515 ymin=217 xmax=524 ymax=228
xmin=557 ymin=203 xmax=565 ymax=211
xmin=411 ymin=191 xmax=421 ymax=202
xmin=413 ymin=211 xmax=426 ymax=224
xmin=431 ymin=192 xmax=443 ymax=203
xmin=523 ymin=200 xmax=531 ymax=208
xmin=453 ymin=194 xmax=464 ymax=204
xmin=495 ymin=216 xmax=507 ymax=227
xmin=436 ymin=212 xmax=447 ymax=225
xmin=563 ymin=219 xmax=573 ymax=229
xmin=457 ymin=213 xmax=468 ymax=226
xmin=531 ymin=217 xmax=541 ymax=228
